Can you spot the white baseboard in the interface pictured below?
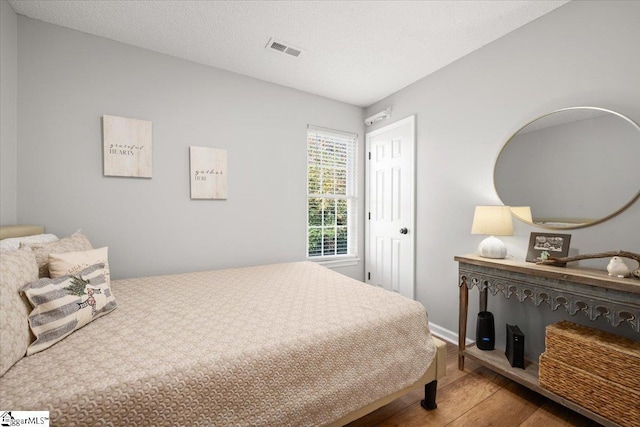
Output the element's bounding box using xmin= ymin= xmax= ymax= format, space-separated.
xmin=429 ymin=321 xmax=474 ymax=346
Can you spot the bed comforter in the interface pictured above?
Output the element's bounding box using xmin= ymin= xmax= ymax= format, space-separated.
xmin=0 ymin=261 xmax=436 ymax=426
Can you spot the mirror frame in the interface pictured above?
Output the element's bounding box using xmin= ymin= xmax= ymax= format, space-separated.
xmin=494 ymin=106 xmax=640 ymax=230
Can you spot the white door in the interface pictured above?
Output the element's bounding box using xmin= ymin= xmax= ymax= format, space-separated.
xmin=365 ymin=115 xmax=415 ymax=299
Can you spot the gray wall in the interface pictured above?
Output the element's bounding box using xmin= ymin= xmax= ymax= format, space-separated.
xmin=366 ymin=0 xmax=640 ymax=355
xmin=16 ymin=17 xmax=365 ymax=280
xmin=1 ymin=0 xmax=17 ymax=225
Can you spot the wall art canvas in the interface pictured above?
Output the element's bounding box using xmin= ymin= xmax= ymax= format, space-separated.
xmin=103 ymin=115 xmax=152 ymax=178
xmin=526 ymin=232 xmax=571 ymax=263
xmin=190 ymin=146 xmax=228 ymax=200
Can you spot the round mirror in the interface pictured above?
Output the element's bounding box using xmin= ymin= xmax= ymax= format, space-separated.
xmin=494 ymin=107 xmax=640 ymax=229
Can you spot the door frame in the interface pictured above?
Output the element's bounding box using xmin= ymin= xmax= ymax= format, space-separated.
xmin=364 ymin=115 xmax=416 ymax=299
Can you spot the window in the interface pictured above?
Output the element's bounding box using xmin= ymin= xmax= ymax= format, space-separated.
xmin=307 ymin=125 xmax=357 ymax=261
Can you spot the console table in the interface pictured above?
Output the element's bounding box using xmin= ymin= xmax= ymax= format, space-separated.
xmin=455 ymin=254 xmax=640 ymax=427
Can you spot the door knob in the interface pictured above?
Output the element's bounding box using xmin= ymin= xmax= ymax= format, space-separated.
xmin=400 ymin=228 xmax=408 ymax=234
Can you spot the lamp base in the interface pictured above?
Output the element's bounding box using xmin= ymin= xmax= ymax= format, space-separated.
xmin=478 ymin=236 xmax=507 ymax=259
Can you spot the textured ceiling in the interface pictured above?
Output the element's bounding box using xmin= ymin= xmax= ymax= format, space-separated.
xmin=8 ymin=0 xmax=570 ymax=107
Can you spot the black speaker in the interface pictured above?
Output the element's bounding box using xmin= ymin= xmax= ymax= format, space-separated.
xmin=505 ymin=324 xmax=525 ymax=368
xmin=476 ymin=311 xmax=495 ymax=350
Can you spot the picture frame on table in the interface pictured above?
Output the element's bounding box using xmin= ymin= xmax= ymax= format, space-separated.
xmin=526 ymin=232 xmax=571 ymax=263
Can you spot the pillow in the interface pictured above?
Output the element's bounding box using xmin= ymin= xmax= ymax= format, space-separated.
xmin=21 ymin=263 xmax=116 ymax=356
xmin=0 ymin=248 xmax=38 ymax=376
xmin=48 ymin=246 xmax=110 ymax=283
xmin=0 ymin=233 xmax=59 ymax=252
xmin=22 ymin=231 xmax=93 ymax=278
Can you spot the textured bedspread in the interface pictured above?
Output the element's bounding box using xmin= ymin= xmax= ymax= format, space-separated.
xmin=0 ymin=261 xmax=436 ymax=426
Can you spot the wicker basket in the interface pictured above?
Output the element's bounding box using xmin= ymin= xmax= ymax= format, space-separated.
xmin=539 ymin=321 xmax=640 ymax=427
xmin=544 ymin=320 xmax=640 ymax=390
xmin=540 ymin=354 xmax=640 ymax=427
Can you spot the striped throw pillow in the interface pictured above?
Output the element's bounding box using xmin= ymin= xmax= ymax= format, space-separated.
xmin=21 ymin=263 xmax=117 ymax=355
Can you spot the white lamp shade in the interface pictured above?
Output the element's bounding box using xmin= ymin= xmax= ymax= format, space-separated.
xmin=511 ymin=206 xmax=533 ymax=223
xmin=471 ymin=206 xmax=514 ymax=236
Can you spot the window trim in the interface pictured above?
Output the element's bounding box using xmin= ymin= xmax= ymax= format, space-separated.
xmin=311 ymin=255 xmax=360 ymax=268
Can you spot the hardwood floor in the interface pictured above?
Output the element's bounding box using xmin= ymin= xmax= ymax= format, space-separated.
xmin=347 ymin=340 xmax=601 ymax=427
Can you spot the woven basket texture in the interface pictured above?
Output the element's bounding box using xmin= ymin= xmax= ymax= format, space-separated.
xmin=540 ymin=354 xmax=639 ymax=427
xmin=544 ymin=320 xmax=640 ymax=390
xmin=539 ymin=321 xmax=640 ymax=427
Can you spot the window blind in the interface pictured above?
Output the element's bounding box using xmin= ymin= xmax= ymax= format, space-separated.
xmin=307 ymin=125 xmax=357 ymax=258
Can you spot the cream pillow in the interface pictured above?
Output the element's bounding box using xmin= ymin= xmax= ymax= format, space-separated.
xmin=22 ymin=231 xmax=93 ymax=278
xmin=0 ymin=248 xmax=38 ymax=376
xmin=21 ymin=263 xmax=116 ymax=355
xmin=49 ymin=246 xmax=110 ymax=283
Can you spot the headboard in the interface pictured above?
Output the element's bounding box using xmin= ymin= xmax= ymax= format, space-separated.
xmin=0 ymin=225 xmax=45 ymax=240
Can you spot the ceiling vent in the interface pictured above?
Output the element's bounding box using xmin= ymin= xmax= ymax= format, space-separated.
xmin=266 ymin=38 xmax=304 ymax=58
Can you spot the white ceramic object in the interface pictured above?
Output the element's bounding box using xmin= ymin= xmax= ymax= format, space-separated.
xmin=607 ymin=256 xmax=630 ymax=278
xmin=477 ymin=236 xmax=507 ymax=259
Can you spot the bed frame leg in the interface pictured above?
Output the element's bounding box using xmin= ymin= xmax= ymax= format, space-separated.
xmin=420 ymin=380 xmax=438 ymax=410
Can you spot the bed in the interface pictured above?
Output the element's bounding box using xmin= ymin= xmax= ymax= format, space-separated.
xmin=0 ymin=225 xmax=446 ymax=426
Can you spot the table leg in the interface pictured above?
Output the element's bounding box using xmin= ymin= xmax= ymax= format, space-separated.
xmin=458 ymin=282 xmax=468 ymax=370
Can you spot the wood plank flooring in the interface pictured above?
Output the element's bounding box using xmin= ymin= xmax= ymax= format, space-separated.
xmin=347 ymin=340 xmax=601 ymax=427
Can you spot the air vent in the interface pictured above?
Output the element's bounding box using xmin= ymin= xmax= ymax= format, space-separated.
xmin=266 ymin=38 xmax=304 ymax=58
xmin=270 ymin=41 xmax=287 ymax=52
xmin=285 ymin=47 xmax=302 ymax=57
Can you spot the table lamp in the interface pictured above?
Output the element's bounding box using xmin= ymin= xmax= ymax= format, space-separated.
xmin=471 ymin=206 xmax=513 ymax=259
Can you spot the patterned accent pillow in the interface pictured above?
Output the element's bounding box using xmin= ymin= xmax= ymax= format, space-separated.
xmin=48 ymin=246 xmax=110 ymax=283
xmin=0 ymin=233 xmax=59 ymax=252
xmin=0 ymin=248 xmax=38 ymax=376
xmin=22 ymin=231 xmax=93 ymax=278
xmin=21 ymin=263 xmax=117 ymax=356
